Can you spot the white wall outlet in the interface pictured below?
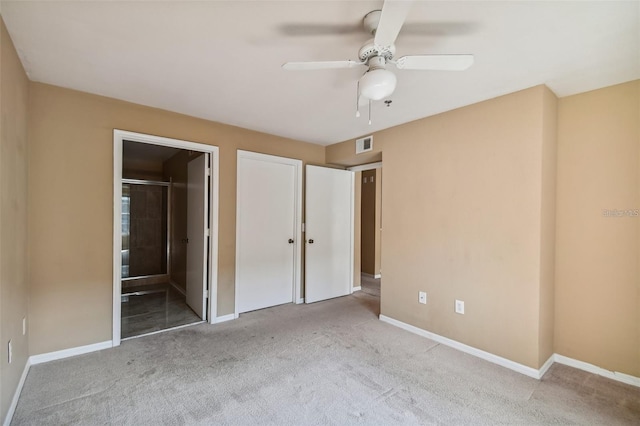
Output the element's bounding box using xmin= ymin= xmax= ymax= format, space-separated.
xmin=419 ymin=291 xmax=427 ymax=304
xmin=455 ymin=300 xmax=465 ymax=314
xmin=8 ymin=340 xmax=12 ymax=364
xmin=23 ymin=317 xmax=26 ymax=335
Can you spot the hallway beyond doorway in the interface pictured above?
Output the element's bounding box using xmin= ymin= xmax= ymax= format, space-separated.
xmin=360 ymin=274 xmax=380 ymax=298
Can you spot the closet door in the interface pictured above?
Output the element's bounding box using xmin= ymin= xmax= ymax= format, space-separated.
xmin=235 ymin=152 xmax=301 ymax=313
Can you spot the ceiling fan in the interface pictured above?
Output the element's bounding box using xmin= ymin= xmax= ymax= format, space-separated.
xmin=282 ymin=0 xmax=474 ymax=120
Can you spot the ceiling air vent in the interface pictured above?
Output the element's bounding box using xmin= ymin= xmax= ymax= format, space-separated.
xmin=355 ymin=136 xmax=373 ymax=154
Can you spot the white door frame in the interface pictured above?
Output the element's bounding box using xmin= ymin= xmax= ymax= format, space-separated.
xmin=112 ymin=130 xmax=219 ymax=347
xmin=235 ymin=150 xmax=303 ymax=312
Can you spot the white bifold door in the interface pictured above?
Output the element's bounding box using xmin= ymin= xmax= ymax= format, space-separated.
xmin=305 ymin=165 xmax=354 ymax=303
xmin=236 ymin=152 xmax=301 ymax=313
xmin=186 ymin=153 xmax=210 ymax=320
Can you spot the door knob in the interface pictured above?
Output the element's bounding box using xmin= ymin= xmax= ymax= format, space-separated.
xmin=308 ymin=239 xmax=314 ymax=244
xmin=288 ymin=239 xmax=294 ymax=244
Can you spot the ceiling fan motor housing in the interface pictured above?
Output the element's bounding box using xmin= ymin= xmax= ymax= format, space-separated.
xmin=281 ymin=2 xmax=474 ymax=108
xmin=359 ymin=38 xmax=396 ymax=62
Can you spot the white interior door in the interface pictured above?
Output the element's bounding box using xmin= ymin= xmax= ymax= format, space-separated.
xmin=236 ymin=152 xmax=301 ymax=314
xmin=186 ymin=153 xmax=209 ymax=319
xmin=305 ymin=165 xmax=354 ymax=303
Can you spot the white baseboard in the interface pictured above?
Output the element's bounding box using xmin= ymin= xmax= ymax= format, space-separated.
xmin=3 ymin=358 xmax=31 ymax=426
xmin=538 ymin=354 xmax=555 ymax=378
xmin=379 ymin=315 xmax=544 ymax=379
xmin=352 ymin=286 xmax=362 ymax=292
xmin=379 ymin=315 xmax=640 ymax=386
xmin=215 ymin=313 xmax=239 ymax=323
xmin=4 ymin=340 xmax=113 ymax=425
xmin=554 ymin=354 xmax=640 ymax=388
xmin=361 ymin=273 xmax=381 ymax=279
xmin=30 ymin=340 xmax=113 ymax=365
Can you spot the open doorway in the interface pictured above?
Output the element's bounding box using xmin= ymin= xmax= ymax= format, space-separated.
xmin=113 ymin=130 xmax=219 ymax=346
xmin=350 ymin=162 xmax=382 ymax=309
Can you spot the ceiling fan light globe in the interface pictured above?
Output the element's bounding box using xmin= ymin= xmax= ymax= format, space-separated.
xmin=359 ymin=69 xmax=397 ymax=101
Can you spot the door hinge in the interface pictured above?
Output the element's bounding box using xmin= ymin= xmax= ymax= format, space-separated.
xmin=206 ymin=167 xmax=211 ymax=177
xmin=204 ymin=290 xmax=209 ymax=298
xmin=205 ymin=228 xmax=210 ymax=237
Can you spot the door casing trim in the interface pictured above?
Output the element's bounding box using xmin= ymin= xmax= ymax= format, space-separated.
xmin=113 ymin=129 xmax=219 ymax=347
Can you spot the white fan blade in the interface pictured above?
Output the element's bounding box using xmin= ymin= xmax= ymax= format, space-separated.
xmin=374 ymin=0 xmax=414 ymax=48
xmin=278 ymin=23 xmax=361 ymax=36
xmin=394 ymin=54 xmax=474 ymax=71
xmin=282 ymin=60 xmax=365 ymax=70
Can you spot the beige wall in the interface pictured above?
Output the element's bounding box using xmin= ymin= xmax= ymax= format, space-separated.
xmin=538 ymin=87 xmax=557 ymax=366
xmin=328 ymin=81 xmax=640 ymax=376
xmin=0 ymin=17 xmax=30 ymax=421
xmin=328 ymin=86 xmax=556 ymax=369
xmin=555 ymin=81 xmax=639 ymax=376
xmin=27 ymin=83 xmax=324 ymax=355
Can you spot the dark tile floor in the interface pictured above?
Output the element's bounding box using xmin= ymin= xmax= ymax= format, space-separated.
xmin=121 ymin=283 xmax=202 ymax=339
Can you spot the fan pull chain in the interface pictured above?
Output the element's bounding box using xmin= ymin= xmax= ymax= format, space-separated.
xmin=368 ymin=100 xmax=372 ymax=125
xmin=355 ymin=82 xmax=361 ymax=118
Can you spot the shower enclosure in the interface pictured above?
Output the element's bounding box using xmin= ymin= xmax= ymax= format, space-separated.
xmin=121 ymin=179 xmax=170 ymax=283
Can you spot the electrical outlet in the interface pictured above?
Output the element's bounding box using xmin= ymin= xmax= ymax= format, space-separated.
xmin=419 ymin=291 xmax=427 ymax=304
xmin=8 ymin=340 xmax=12 ymax=364
xmin=23 ymin=317 xmax=26 ymax=335
xmin=455 ymin=300 xmax=465 ymax=314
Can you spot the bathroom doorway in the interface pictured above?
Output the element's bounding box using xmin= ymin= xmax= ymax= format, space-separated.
xmin=120 ymin=171 xmax=202 ymax=339
xmin=113 ymin=130 xmax=219 ymax=345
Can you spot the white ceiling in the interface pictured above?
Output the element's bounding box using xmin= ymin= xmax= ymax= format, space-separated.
xmin=2 ymin=1 xmax=638 ymax=146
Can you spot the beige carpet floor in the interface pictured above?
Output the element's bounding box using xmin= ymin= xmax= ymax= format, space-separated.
xmin=12 ymin=291 xmax=640 ymax=425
